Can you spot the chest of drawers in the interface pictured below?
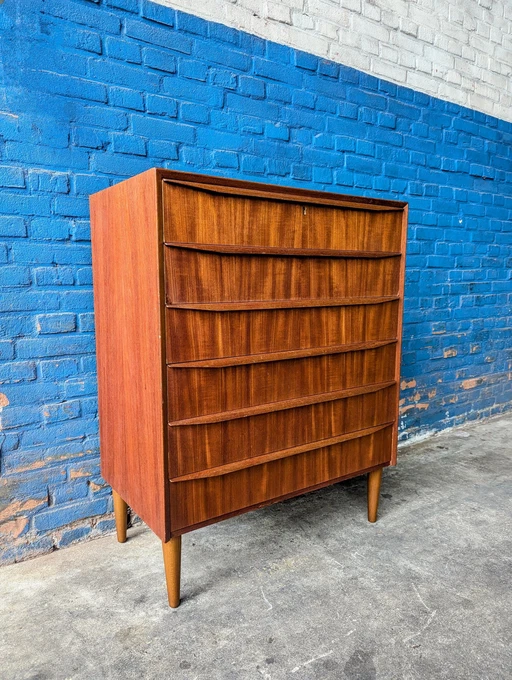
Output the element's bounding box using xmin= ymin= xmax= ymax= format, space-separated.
xmin=90 ymin=169 xmax=407 ymax=607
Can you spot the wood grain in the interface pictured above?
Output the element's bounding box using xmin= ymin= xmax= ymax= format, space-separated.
xmin=168 ymin=338 xmax=396 ymax=369
xmin=169 ymin=380 xmax=395 ymax=427
xmin=163 ymin=182 xmax=403 ymax=251
xmin=166 ymin=301 xmax=399 ymax=362
xmin=167 ymin=343 xmax=397 ymax=420
xmin=165 ymin=242 xmax=402 ymax=258
xmin=164 ymin=178 xmax=405 ymax=211
xmin=167 ymin=296 xmax=399 ymax=311
xmin=168 ymin=385 xmax=397 ymax=478
xmin=171 ymin=423 xmax=393 ymax=482
xmin=90 ymin=168 xmax=169 ymax=541
xmin=165 ymin=247 xmax=400 ymax=302
xmin=169 ymin=426 xmax=394 ymax=531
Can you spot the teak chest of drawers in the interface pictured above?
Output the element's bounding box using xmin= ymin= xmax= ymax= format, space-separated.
xmin=90 ymin=169 xmax=408 ymax=608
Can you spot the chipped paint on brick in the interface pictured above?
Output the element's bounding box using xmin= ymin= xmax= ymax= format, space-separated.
xmin=461 ymin=377 xmax=486 ymax=390
xmin=0 ymin=499 xmax=44 ymax=523
xmin=11 ymin=461 xmax=47 ymax=474
xmin=400 ymin=379 xmax=417 ymax=390
xmin=443 ymin=348 xmax=457 ymax=358
xmin=400 ymin=403 xmax=430 ymax=414
xmin=69 ymin=468 xmax=93 ymax=480
xmin=0 ymin=517 xmax=29 ymax=539
xmin=88 ymin=481 xmax=104 ymax=493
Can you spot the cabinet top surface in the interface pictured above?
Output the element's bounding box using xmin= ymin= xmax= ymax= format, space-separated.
xmin=93 ymin=168 xmax=408 ymax=212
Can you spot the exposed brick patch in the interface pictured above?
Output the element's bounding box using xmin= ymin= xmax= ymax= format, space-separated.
xmin=461 ymin=377 xmax=486 ymax=390
xmin=0 ymin=499 xmax=44 ymax=523
xmin=0 ymin=517 xmax=29 ymax=539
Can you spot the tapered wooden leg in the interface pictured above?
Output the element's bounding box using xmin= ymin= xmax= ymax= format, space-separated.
xmin=367 ymin=468 xmax=383 ymax=523
xmin=162 ymin=536 xmax=182 ymax=608
xmin=112 ymin=490 xmax=128 ymax=543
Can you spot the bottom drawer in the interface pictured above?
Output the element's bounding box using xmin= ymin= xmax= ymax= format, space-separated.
xmin=169 ymin=424 xmax=393 ymax=532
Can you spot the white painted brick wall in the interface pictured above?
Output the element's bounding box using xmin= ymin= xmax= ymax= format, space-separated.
xmin=157 ymin=0 xmax=512 ymax=121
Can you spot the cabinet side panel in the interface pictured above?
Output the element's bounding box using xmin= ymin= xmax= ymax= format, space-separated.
xmin=90 ymin=170 xmax=168 ymax=540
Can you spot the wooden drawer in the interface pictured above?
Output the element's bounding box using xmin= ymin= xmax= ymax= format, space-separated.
xmin=168 ymin=384 xmax=396 ymax=478
xmin=163 ymin=181 xmax=403 ymax=252
xmin=166 ymin=300 xmax=399 ymax=363
xmin=167 ymin=342 xmax=397 ymax=420
xmin=164 ymin=246 xmax=401 ymax=303
xmin=169 ymin=425 xmax=394 ymax=532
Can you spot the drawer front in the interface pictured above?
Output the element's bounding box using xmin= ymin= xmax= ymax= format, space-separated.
xmin=169 ymin=425 xmax=393 ymax=532
xmin=163 ymin=178 xmax=405 ymax=521
xmin=166 ymin=301 xmax=399 ymax=363
xmin=163 ymin=182 xmax=403 ymax=252
xmin=167 ymin=343 xmax=396 ymax=421
xmin=168 ymin=384 xmax=397 ymax=478
xmin=165 ymin=247 xmax=401 ymax=303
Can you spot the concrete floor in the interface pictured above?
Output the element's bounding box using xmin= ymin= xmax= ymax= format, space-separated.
xmin=1 ymin=415 xmax=511 ymax=680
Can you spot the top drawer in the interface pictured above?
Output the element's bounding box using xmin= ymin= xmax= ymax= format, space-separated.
xmin=163 ymin=181 xmax=403 ymax=253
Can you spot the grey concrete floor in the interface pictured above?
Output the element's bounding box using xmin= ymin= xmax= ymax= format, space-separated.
xmin=1 ymin=414 xmax=511 ymax=680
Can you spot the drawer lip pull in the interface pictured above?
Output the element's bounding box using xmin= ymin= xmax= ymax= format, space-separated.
xmin=166 ymin=296 xmax=399 ymax=311
xmin=164 ymin=241 xmax=402 ymax=259
xmin=169 ymin=422 xmax=394 ymax=482
xmin=168 ymin=380 xmax=396 ymax=427
xmin=163 ymin=178 xmax=406 ymax=211
xmin=167 ymin=339 xmax=398 ymax=369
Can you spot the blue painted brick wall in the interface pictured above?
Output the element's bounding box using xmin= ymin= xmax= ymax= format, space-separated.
xmin=0 ymin=0 xmax=511 ymax=564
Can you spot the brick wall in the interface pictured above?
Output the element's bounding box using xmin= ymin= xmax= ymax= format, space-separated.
xmin=157 ymin=0 xmax=512 ymax=123
xmin=0 ymin=0 xmax=511 ymax=564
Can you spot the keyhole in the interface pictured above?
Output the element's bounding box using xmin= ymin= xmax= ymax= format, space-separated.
xmin=303 ymin=206 xmax=307 ymax=215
